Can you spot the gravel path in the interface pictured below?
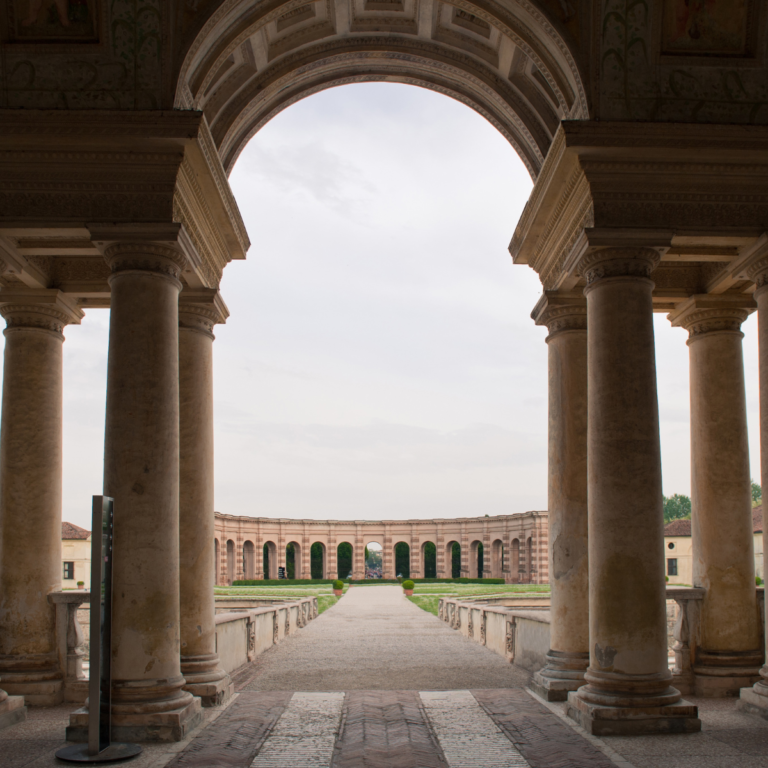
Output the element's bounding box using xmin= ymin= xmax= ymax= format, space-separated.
xmin=238 ymin=586 xmax=531 ymax=691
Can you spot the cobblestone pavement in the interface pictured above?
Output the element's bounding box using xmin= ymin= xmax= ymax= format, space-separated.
xmin=234 ymin=585 xmax=532 ymax=691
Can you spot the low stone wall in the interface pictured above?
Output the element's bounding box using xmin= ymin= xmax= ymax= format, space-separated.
xmin=215 ymin=597 xmax=318 ymax=674
xmin=438 ymin=598 xmax=551 ymax=672
xmin=50 ymin=592 xmax=318 ymax=704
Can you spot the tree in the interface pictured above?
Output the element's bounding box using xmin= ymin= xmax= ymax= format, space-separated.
xmin=663 ymin=494 xmax=691 ymax=525
xmin=752 ymin=479 xmax=762 ymax=507
xmin=364 ymin=545 xmax=370 ymax=561
xmin=310 ymin=542 xmax=324 ymax=579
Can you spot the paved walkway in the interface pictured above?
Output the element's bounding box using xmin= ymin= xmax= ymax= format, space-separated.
xmin=233 ymin=586 xmax=531 ymax=691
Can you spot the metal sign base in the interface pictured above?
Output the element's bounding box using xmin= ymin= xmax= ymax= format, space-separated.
xmin=54 ymin=742 xmax=143 ymax=763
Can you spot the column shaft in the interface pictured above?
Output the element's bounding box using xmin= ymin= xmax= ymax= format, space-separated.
xmin=0 ymin=293 xmax=80 ymax=711
xmin=178 ymin=298 xmax=232 ymax=707
xmin=531 ymin=298 xmax=589 ymax=701
xmin=739 ymin=259 xmax=768 ymax=717
xmin=567 ymin=248 xmax=699 ymax=735
xmin=671 ymin=298 xmax=761 ymax=696
xmin=68 ymin=243 xmax=201 ymax=743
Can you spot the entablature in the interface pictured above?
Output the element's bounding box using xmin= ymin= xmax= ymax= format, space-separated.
xmin=0 ymin=109 xmax=250 ymax=309
xmin=511 ymin=121 xmax=768 ymax=313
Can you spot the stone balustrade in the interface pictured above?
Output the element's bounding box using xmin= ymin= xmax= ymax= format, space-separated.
xmin=47 ymin=592 xmax=318 ymax=704
xmin=439 ymin=588 xmax=766 ymax=694
xmin=48 ymin=592 xmax=89 ymax=704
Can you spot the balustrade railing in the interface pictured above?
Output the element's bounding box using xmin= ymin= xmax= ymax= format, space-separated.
xmin=49 ymin=591 xmax=90 ymax=703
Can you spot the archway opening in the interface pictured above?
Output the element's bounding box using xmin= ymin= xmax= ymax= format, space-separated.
xmin=510 ymin=538 xmax=520 ymax=584
xmin=243 ymin=540 xmax=255 ymax=580
xmin=263 ymin=540 xmax=277 ymax=580
xmin=394 ymin=542 xmax=410 ymax=579
xmin=286 ymin=541 xmax=302 ymax=579
xmin=337 ymin=542 xmax=353 ymax=580
xmin=447 ymin=541 xmax=461 ymax=579
xmin=365 ymin=542 xmax=383 ymax=579
xmin=310 ymin=542 xmax=326 ymax=579
xmin=422 ymin=541 xmax=436 ymax=579
xmin=526 ymin=537 xmax=533 ymax=583
xmin=469 ymin=540 xmax=483 ymax=579
xmin=491 ymin=539 xmax=504 ymax=580
xmin=226 ymin=539 xmax=235 ymax=585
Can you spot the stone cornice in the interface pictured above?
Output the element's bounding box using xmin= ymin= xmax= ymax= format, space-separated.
xmin=510 ymin=121 xmax=768 ymax=297
xmin=214 ymin=511 xmax=547 ymax=526
xmin=0 ymin=111 xmax=250 ymax=293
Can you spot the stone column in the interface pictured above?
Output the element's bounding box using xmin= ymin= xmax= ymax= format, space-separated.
xmin=68 ymin=241 xmax=200 ymax=743
xmin=566 ymin=248 xmax=699 ymax=735
xmin=178 ymin=290 xmax=233 ymax=707
xmin=0 ymin=291 xmax=82 ymax=717
xmin=740 ymin=254 xmax=768 ymax=718
xmin=670 ymin=296 xmax=762 ymax=696
xmin=530 ymin=295 xmax=589 ymax=701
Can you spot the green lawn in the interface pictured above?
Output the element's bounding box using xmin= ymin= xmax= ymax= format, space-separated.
xmin=214 ymin=584 xmax=345 ymax=598
xmin=407 ymin=595 xmax=440 ymax=616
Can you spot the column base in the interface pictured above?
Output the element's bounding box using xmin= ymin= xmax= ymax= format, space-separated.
xmin=530 ymin=650 xmax=589 ymax=701
xmin=181 ymin=654 xmax=233 ymax=707
xmin=566 ymin=690 xmax=701 ymax=736
xmin=0 ymin=694 xmax=26 ymax=730
xmin=0 ymin=673 xmax=63 ymax=706
xmin=183 ymin=679 xmax=233 ymax=708
xmin=693 ymin=651 xmax=764 ymax=697
xmin=66 ymin=696 xmax=202 ymax=743
xmin=737 ymin=682 xmax=768 ymax=720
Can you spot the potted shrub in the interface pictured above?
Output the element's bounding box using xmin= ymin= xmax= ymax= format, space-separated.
xmin=77 ymin=581 xmax=85 ymax=589
xmin=402 ymin=579 xmax=414 ymax=596
xmin=332 ymin=579 xmax=344 ymax=596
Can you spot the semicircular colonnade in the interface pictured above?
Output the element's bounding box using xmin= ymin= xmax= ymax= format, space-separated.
xmin=214 ymin=512 xmax=548 ymax=583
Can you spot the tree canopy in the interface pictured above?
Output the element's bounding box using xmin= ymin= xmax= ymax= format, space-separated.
xmin=663 ymin=494 xmax=691 ymax=525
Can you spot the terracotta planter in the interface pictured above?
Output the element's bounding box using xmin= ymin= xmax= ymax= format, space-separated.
xmin=333 ymin=589 xmax=343 ymax=596
xmin=404 ymin=589 xmax=414 ymax=596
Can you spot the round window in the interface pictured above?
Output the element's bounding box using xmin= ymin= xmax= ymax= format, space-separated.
xmin=668 ymin=542 xmax=675 ymax=550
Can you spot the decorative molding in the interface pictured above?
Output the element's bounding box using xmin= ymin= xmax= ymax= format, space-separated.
xmin=669 ymin=296 xmax=755 ymax=340
xmin=104 ymin=243 xmax=188 ymax=280
xmin=0 ymin=290 xmax=84 ymax=335
xmin=578 ymin=248 xmax=661 ymax=286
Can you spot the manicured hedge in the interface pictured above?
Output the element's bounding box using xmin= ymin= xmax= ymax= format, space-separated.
xmin=231 ymin=577 xmax=507 ymax=586
xmin=232 ymin=579 xmax=337 ymax=586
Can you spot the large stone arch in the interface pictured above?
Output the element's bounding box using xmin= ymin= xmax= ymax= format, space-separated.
xmin=174 ymin=0 xmax=588 ymax=179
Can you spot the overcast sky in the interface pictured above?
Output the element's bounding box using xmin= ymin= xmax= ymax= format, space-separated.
xmin=52 ymin=83 xmax=761 ymax=530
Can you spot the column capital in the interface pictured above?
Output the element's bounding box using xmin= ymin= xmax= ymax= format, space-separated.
xmin=0 ymin=289 xmax=84 ymax=338
xmin=179 ymin=289 xmax=229 ymax=338
xmin=577 ymin=247 xmax=661 ymax=289
xmin=90 ymin=223 xmax=199 ymax=284
xmin=531 ymin=292 xmax=587 ymax=340
xmin=669 ymin=295 xmax=755 ymax=342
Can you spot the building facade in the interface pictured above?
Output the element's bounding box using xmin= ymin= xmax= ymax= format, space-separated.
xmin=214 ymin=511 xmax=548 ymax=584
xmin=665 ymin=508 xmax=764 ymax=586
xmin=60 ymin=523 xmax=91 ymax=590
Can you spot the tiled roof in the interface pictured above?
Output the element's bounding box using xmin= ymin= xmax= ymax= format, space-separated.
xmin=664 ymin=519 xmax=691 ymax=537
xmin=664 ymin=506 xmax=763 ymax=537
xmin=62 ymin=522 xmax=90 ymax=540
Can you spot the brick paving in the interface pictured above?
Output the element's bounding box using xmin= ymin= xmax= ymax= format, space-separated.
xmin=164 ymin=691 xmax=291 ymax=768
xmin=331 ymin=690 xmax=448 ymax=768
xmin=472 ymin=689 xmax=618 ymax=768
